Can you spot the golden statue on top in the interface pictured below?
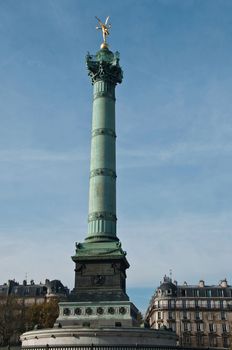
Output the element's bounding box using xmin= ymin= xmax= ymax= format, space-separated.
xmin=95 ymin=16 xmax=111 ymax=49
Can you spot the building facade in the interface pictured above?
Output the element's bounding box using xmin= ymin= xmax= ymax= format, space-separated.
xmin=146 ymin=276 xmax=232 ymax=348
xmin=0 ymin=279 xmax=69 ymax=305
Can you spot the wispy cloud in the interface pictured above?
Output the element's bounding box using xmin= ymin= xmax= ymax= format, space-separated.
xmin=120 ymin=212 xmax=232 ymax=287
xmin=118 ymin=139 xmax=232 ymax=168
xmin=0 ymin=219 xmax=86 ymax=286
xmin=1 ymin=211 xmax=231 ymax=292
xmin=0 ymin=148 xmax=87 ymax=162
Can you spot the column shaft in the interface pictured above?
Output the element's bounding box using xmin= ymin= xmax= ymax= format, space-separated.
xmin=86 ymin=81 xmax=117 ymax=242
xmin=85 ymin=48 xmax=123 ymax=243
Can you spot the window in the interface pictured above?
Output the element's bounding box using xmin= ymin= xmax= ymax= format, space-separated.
xmin=183 ymin=334 xmax=191 ymax=346
xmin=183 ymin=311 xmax=187 ymax=319
xmin=168 ymin=311 xmax=173 ymax=320
xmin=25 ymin=287 xmax=30 ymax=295
xmin=189 ymin=300 xmax=195 ymax=307
xmin=209 ymin=323 xmax=214 ymax=332
xmin=201 ymin=300 xmax=207 ymax=307
xmin=223 ymin=337 xmax=228 ymax=348
xmin=209 ymin=335 xmax=217 ymax=347
xmin=222 ymin=323 xmax=228 ymax=333
xmin=162 ymin=300 xmax=168 ymax=308
xmin=197 ymin=334 xmax=204 ymax=346
xmin=221 ymin=311 xmax=226 ymax=320
xmin=158 ymin=311 xmax=162 ymax=320
xmin=207 ymin=300 xmax=211 ymax=309
xmin=218 ymin=289 xmax=223 ymax=297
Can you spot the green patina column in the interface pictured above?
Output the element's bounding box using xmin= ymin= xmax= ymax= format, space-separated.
xmin=71 ymin=44 xmax=129 ymax=302
xmin=85 ymin=47 xmax=122 ymax=243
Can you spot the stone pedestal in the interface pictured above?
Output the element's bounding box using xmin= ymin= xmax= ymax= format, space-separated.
xmin=71 ymin=241 xmax=129 ymax=302
xmin=55 ymin=301 xmax=138 ymax=328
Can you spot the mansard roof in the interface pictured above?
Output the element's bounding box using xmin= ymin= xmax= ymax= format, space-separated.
xmin=0 ymin=279 xmax=69 ymax=298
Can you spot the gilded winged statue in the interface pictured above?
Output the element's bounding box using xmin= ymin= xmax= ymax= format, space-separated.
xmin=95 ymin=16 xmax=111 ymax=45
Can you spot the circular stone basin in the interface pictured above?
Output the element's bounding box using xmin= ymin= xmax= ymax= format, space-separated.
xmin=21 ymin=327 xmax=176 ymax=348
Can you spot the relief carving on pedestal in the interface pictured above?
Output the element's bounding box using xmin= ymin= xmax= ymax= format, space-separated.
xmin=75 ymin=262 xmax=86 ymax=275
xmin=91 ymin=274 xmax=106 ymax=286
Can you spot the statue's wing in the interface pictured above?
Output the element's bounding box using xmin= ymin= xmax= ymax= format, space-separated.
xmin=95 ymin=16 xmax=104 ymax=26
xmin=105 ymin=16 xmax=110 ymax=25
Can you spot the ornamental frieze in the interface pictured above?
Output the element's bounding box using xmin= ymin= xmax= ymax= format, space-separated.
xmin=90 ymin=168 xmax=116 ymax=179
xmin=92 ymin=128 xmax=116 ymax=138
xmin=88 ymin=211 xmax=117 ymax=222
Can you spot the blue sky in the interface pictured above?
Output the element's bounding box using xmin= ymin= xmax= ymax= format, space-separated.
xmin=0 ymin=0 xmax=232 ymax=312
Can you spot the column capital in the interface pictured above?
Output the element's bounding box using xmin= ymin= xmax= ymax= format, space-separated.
xmin=86 ymin=47 xmax=123 ymax=85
